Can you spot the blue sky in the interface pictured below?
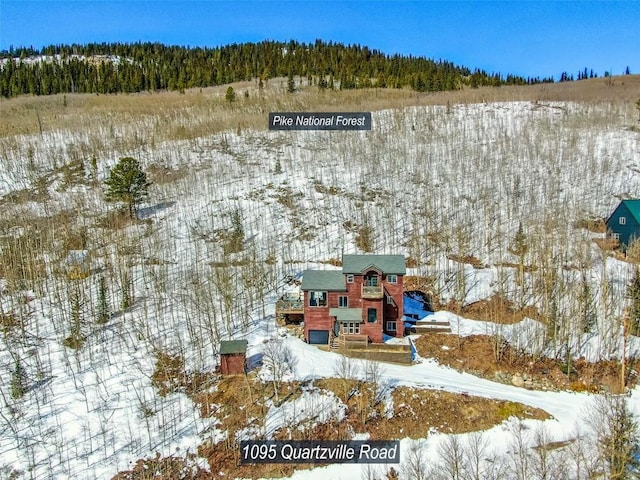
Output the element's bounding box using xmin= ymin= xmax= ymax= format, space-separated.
xmin=0 ymin=1 xmax=638 ymax=80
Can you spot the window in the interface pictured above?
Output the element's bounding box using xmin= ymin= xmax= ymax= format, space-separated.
xmin=612 ymin=233 xmax=620 ymax=240
xmin=338 ymin=295 xmax=348 ymax=308
xmin=619 ymin=216 xmax=626 ymax=225
xmin=387 ymin=274 xmax=397 ymax=284
xmin=386 ymin=321 xmax=397 ymax=331
xmin=386 ymin=295 xmax=394 ymax=305
xmin=346 ymin=274 xmax=354 ymax=283
xmin=342 ymin=322 xmax=360 ymax=334
xmin=367 ymin=308 xmax=377 ymax=323
xmin=309 ymin=291 xmax=327 ymax=307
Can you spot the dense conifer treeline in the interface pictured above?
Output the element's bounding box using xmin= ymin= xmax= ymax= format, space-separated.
xmin=0 ymin=40 xmax=551 ymax=98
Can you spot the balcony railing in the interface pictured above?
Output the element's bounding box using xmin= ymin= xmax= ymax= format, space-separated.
xmin=361 ymin=285 xmax=384 ymax=299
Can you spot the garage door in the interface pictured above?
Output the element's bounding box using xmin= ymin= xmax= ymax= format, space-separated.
xmin=308 ymin=330 xmax=329 ymax=345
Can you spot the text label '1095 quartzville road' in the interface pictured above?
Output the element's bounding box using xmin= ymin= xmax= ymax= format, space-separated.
xmin=240 ymin=440 xmax=400 ymax=464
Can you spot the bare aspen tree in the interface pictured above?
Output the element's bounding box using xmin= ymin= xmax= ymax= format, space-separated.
xmin=509 ymin=419 xmax=531 ymax=480
xmin=530 ymin=423 xmax=555 ymax=480
xmin=509 ymin=222 xmax=529 ymax=309
xmin=566 ymin=424 xmax=600 ymax=480
xmin=438 ymin=434 xmax=465 ymax=480
xmin=464 ymin=431 xmax=488 ymax=480
xmin=333 ymin=354 xmax=359 ymax=400
xmin=402 ymin=440 xmax=431 ymax=480
xmin=262 ymin=338 xmax=296 ymax=403
xmin=212 ymin=264 xmax=238 ymax=336
xmin=362 ymin=358 xmax=387 ymax=408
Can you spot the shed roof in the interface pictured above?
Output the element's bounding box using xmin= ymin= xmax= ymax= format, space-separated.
xmin=219 ymin=340 xmax=248 ymax=355
xmin=301 ymin=270 xmax=346 ymax=291
xmin=342 ymin=254 xmax=406 ymax=275
xmin=329 ymin=308 xmax=363 ymax=322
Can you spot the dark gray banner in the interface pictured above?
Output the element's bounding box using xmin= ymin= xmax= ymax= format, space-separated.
xmin=269 ymin=112 xmax=372 ymax=130
xmin=240 ymin=440 xmax=400 ymax=464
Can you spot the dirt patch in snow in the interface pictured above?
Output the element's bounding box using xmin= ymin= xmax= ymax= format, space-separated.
xmin=278 ymin=378 xmax=549 ymax=442
xmin=447 ymin=294 xmax=543 ymax=325
xmin=413 ymin=333 xmax=639 ymax=393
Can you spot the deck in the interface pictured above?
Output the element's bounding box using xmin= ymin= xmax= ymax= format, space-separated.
xmin=276 ymin=299 xmax=304 ymax=314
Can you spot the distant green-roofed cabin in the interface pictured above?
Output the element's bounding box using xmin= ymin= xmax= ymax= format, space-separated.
xmin=606 ymin=199 xmax=640 ymax=248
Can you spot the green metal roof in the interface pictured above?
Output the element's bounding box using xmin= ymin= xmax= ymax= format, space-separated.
xmin=301 ymin=270 xmax=346 ymax=291
xmin=329 ymin=308 xmax=363 ymax=322
xmin=219 ymin=340 xmax=248 ymax=355
xmin=342 ymin=254 xmax=406 ymax=275
xmin=620 ymin=200 xmax=640 ymax=225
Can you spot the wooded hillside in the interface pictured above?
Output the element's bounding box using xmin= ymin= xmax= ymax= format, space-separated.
xmin=0 ymin=40 xmax=549 ymax=97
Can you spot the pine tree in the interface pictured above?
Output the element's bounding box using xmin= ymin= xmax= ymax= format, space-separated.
xmin=104 ymin=157 xmax=150 ymax=219
xmin=63 ymin=287 xmax=84 ymax=349
xmin=627 ymin=267 xmax=640 ymax=336
xmin=287 ymin=71 xmax=295 ymax=93
xmin=586 ymin=394 xmax=640 ymax=479
xmin=10 ymin=357 xmax=26 ymax=399
xmin=96 ymin=276 xmax=110 ymax=324
xmin=120 ymin=270 xmax=132 ymax=310
xmin=509 ymin=223 xmax=529 ymax=294
xmin=225 ymin=86 xmax=236 ymax=103
xmin=579 ymin=274 xmax=597 ymax=333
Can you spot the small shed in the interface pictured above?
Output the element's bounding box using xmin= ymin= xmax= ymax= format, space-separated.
xmin=219 ymin=340 xmax=248 ymax=375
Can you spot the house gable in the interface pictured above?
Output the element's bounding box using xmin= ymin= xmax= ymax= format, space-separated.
xmin=342 ymin=254 xmax=406 ymax=275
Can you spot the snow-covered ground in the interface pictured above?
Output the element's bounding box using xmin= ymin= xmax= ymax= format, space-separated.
xmin=0 ymin=98 xmax=639 ymax=478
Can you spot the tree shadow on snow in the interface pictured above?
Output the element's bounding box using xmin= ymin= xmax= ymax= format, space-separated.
xmin=246 ymin=353 xmax=263 ymax=372
xmin=137 ymin=201 xmax=175 ymax=219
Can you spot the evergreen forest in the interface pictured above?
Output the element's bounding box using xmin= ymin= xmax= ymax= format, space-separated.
xmin=0 ymin=40 xmax=553 ymax=98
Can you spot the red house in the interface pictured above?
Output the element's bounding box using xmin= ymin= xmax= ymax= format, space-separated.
xmin=300 ymin=255 xmax=405 ymax=345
